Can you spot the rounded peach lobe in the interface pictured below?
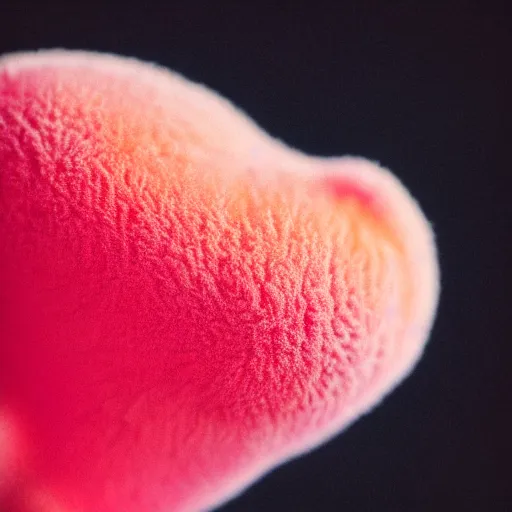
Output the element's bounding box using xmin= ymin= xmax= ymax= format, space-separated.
xmin=0 ymin=50 xmax=439 ymax=512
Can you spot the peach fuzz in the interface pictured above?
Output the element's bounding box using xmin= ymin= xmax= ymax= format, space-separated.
xmin=0 ymin=50 xmax=439 ymax=512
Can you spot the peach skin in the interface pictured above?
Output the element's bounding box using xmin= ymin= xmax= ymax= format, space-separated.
xmin=0 ymin=50 xmax=439 ymax=512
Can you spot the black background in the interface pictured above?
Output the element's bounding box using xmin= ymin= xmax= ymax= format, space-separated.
xmin=1 ymin=2 xmax=509 ymax=511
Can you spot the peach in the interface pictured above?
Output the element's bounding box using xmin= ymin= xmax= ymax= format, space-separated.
xmin=0 ymin=50 xmax=439 ymax=511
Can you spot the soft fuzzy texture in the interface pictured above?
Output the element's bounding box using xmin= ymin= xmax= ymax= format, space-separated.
xmin=0 ymin=50 xmax=439 ymax=512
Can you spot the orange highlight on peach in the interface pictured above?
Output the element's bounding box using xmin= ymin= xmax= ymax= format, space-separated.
xmin=0 ymin=50 xmax=439 ymax=512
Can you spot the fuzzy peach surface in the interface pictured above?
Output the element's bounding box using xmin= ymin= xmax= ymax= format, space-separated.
xmin=0 ymin=50 xmax=439 ymax=512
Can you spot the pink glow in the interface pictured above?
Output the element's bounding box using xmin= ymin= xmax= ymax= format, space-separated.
xmin=0 ymin=50 xmax=439 ymax=512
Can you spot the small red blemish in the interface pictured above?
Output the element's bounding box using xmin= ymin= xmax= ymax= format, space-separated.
xmin=323 ymin=177 xmax=385 ymax=220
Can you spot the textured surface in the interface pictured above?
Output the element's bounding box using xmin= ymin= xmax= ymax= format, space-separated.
xmin=0 ymin=50 xmax=439 ymax=512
